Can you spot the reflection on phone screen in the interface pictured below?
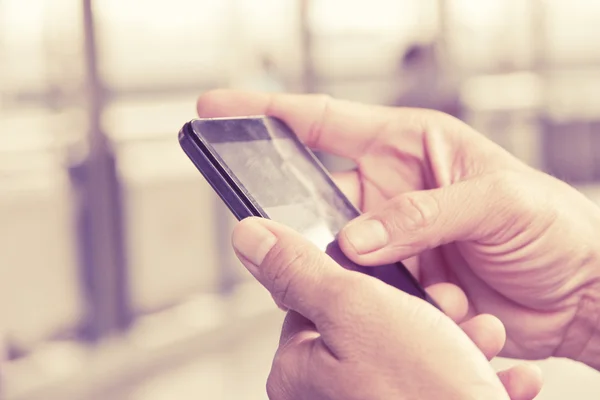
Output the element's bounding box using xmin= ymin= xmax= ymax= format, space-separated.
xmin=209 ymin=136 xmax=357 ymax=252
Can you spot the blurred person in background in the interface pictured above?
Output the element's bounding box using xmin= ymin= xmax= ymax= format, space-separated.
xmin=392 ymin=42 xmax=462 ymax=119
xmin=196 ymin=90 xmax=600 ymax=400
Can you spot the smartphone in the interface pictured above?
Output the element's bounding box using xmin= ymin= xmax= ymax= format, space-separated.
xmin=178 ymin=116 xmax=436 ymax=306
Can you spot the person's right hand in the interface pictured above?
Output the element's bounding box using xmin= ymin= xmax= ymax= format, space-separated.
xmin=197 ymin=90 xmax=600 ymax=369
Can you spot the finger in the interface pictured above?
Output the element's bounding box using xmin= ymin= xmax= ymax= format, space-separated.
xmin=459 ymin=314 xmax=506 ymax=360
xmin=338 ymin=172 xmax=539 ymax=265
xmin=230 ymin=216 xmax=367 ymax=332
xmin=425 ymin=283 xmax=469 ymax=324
xmin=497 ymin=364 xmax=543 ymax=400
xmin=196 ymin=89 xmax=428 ymax=161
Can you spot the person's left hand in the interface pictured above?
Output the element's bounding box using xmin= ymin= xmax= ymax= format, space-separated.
xmin=232 ymin=217 xmax=542 ymax=400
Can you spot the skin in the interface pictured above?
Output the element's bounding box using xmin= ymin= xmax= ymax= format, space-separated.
xmin=196 ymin=89 xmax=600 ymax=399
xmin=231 ymin=217 xmax=537 ymax=400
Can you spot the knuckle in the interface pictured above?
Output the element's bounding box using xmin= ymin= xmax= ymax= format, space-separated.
xmin=306 ymin=93 xmax=334 ymax=147
xmin=488 ymin=171 xmax=538 ymax=213
xmin=482 ymin=171 xmax=556 ymax=238
xmin=385 ymin=192 xmax=440 ymax=234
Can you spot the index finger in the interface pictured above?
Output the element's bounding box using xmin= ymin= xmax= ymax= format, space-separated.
xmin=196 ymin=89 xmax=413 ymax=161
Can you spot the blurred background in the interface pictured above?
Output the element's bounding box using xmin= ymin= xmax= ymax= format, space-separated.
xmin=1 ymin=0 xmax=600 ymax=399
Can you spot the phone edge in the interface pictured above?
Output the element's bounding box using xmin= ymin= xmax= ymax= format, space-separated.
xmin=178 ymin=122 xmax=266 ymax=220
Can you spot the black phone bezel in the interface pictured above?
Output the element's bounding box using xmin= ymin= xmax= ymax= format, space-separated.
xmin=179 ymin=120 xmax=267 ymax=220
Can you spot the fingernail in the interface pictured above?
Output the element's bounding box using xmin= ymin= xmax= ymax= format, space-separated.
xmin=232 ymin=220 xmax=278 ymax=274
xmin=343 ymin=219 xmax=388 ymax=254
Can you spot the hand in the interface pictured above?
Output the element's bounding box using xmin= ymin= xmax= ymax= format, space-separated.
xmin=230 ymin=217 xmax=542 ymax=400
xmin=197 ymin=90 xmax=600 ymax=368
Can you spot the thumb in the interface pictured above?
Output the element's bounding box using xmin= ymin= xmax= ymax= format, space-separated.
xmin=339 ymin=173 xmax=536 ymax=265
xmin=231 ymin=217 xmax=368 ymax=332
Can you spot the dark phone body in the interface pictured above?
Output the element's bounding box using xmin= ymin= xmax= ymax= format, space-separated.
xmin=178 ymin=116 xmax=436 ymax=306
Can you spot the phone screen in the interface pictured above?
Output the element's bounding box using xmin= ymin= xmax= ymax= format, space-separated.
xmin=193 ymin=117 xmax=359 ymax=251
xmin=188 ymin=117 xmax=429 ymax=300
